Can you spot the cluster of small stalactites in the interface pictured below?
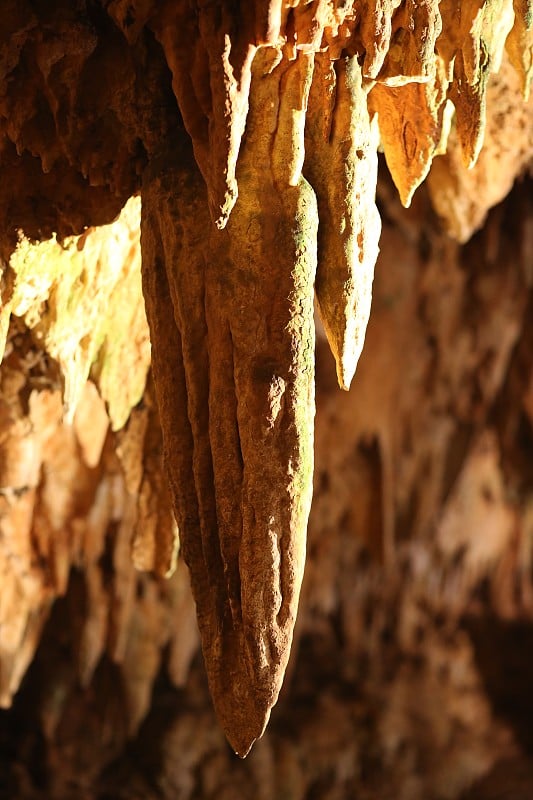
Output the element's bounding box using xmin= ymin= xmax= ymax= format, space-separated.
xmin=128 ymin=0 xmax=533 ymax=227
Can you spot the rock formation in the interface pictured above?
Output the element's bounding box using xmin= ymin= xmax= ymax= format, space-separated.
xmin=0 ymin=0 xmax=532 ymax=787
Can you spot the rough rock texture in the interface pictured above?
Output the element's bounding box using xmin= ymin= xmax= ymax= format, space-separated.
xmin=0 ymin=0 xmax=532 ymax=775
xmin=141 ymin=125 xmax=317 ymax=754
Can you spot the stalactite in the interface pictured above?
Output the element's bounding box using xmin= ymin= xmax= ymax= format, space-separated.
xmin=141 ymin=48 xmax=318 ymax=754
xmin=304 ymin=52 xmax=381 ymax=389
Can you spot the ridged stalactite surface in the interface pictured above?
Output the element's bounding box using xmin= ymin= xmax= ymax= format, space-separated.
xmin=141 ymin=49 xmax=318 ymax=750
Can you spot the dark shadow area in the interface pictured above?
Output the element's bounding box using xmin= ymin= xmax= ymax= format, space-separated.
xmin=462 ymin=757 xmax=533 ymax=800
xmin=465 ymin=616 xmax=533 ymax=755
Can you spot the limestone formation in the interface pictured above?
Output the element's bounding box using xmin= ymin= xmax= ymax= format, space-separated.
xmin=0 ymin=0 xmax=532 ymax=760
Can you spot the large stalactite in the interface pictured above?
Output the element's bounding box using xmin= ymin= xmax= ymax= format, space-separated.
xmin=0 ymin=0 xmax=532 ymax=787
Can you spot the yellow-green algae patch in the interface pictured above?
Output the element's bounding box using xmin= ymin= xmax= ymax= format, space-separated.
xmin=4 ymin=197 xmax=149 ymax=430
